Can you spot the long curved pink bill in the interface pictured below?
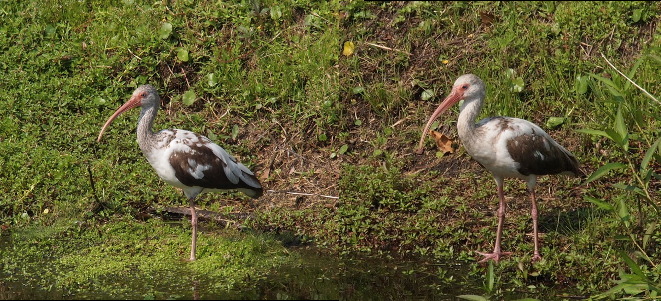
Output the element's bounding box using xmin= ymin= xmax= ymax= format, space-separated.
xmin=415 ymin=92 xmax=461 ymax=154
xmin=96 ymin=97 xmax=140 ymax=142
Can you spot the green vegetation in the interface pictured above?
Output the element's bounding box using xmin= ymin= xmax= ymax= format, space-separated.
xmin=0 ymin=0 xmax=659 ymax=299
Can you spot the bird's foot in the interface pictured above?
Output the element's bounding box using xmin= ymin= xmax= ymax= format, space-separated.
xmin=531 ymin=253 xmax=542 ymax=262
xmin=476 ymin=250 xmax=513 ymax=263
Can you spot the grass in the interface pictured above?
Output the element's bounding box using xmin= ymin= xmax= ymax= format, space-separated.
xmin=0 ymin=0 xmax=660 ymax=299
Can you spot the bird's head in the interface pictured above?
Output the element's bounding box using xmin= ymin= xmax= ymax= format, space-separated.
xmin=96 ymin=85 xmax=160 ymax=142
xmin=415 ymin=74 xmax=485 ymax=154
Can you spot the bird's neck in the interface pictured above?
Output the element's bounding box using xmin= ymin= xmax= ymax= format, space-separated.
xmin=457 ymin=95 xmax=484 ymax=142
xmin=136 ymin=104 xmax=158 ymax=154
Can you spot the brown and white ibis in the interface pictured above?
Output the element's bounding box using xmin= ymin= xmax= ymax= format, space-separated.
xmin=416 ymin=74 xmax=584 ymax=262
xmin=97 ymin=84 xmax=263 ymax=261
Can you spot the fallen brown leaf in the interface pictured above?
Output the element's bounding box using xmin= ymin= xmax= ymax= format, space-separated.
xmin=430 ymin=130 xmax=456 ymax=154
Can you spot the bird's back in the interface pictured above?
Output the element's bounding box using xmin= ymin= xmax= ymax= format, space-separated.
xmin=468 ymin=117 xmax=584 ymax=179
xmin=145 ymin=129 xmax=263 ymax=199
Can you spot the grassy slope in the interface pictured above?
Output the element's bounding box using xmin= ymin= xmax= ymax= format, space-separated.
xmin=0 ymin=0 xmax=659 ymax=298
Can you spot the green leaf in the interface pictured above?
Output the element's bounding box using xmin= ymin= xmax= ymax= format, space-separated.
xmin=207 ymin=73 xmax=218 ymax=87
xmin=632 ymin=8 xmax=643 ymax=22
xmin=589 ymin=73 xmax=619 ymax=90
xmin=575 ymin=128 xmax=610 ymax=139
xmin=640 ymin=136 xmax=661 ymax=171
xmin=182 ymin=90 xmax=196 ymax=106
xmin=614 ymin=104 xmax=628 ymax=150
xmin=585 ymin=162 xmax=627 ymax=184
xmin=643 ymin=222 xmax=657 ymax=249
xmin=545 ymin=116 xmax=566 ymax=129
xmin=338 ymin=144 xmax=349 ymax=155
xmin=617 ymin=250 xmax=645 ymax=278
xmin=231 ymin=125 xmax=239 ymax=140
xmin=617 ymin=198 xmax=630 ymax=226
xmin=511 ymin=77 xmax=524 ymax=93
xmin=612 ymin=183 xmax=646 ymax=196
xmin=604 ymin=128 xmax=623 ymax=146
xmin=159 ymin=22 xmax=172 ymax=39
xmin=575 ymin=75 xmax=589 ymax=95
xmin=177 ymin=48 xmax=189 ymax=62
xmin=584 ymin=196 xmax=614 ymax=211
xmin=352 ymin=86 xmax=365 ymax=95
xmin=486 ymin=261 xmax=495 ymax=292
xmin=421 ymin=89 xmax=435 ymax=101
xmin=269 ymin=6 xmax=282 ymax=20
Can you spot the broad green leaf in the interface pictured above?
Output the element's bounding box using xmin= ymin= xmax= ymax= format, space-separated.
xmin=421 ymin=89 xmax=435 ymax=101
xmin=604 ymin=128 xmax=623 ymax=146
xmin=159 ymin=22 xmax=172 ymax=39
xmin=584 ymin=196 xmax=614 ymax=211
xmin=486 ymin=261 xmax=494 ymax=292
xmin=617 ymin=250 xmax=645 ymax=278
xmin=618 ymin=198 xmax=630 ymax=226
xmin=643 ymin=222 xmax=657 ymax=249
xmin=207 ymin=73 xmax=218 ymax=87
xmin=269 ymin=6 xmax=282 ymax=20
xmin=545 ymin=116 xmax=565 ymax=129
xmin=575 ymin=75 xmax=589 ymax=95
xmin=182 ymin=90 xmax=196 ymax=106
xmin=585 ymin=162 xmax=627 ymax=184
xmin=352 ymin=86 xmax=364 ymax=94
xmin=632 ymin=8 xmax=643 ymax=22
xmin=511 ymin=77 xmax=524 ymax=93
xmin=612 ymin=183 xmax=646 ymax=197
xmin=640 ymin=136 xmax=661 ymax=171
xmin=576 ymin=128 xmax=610 ymax=139
xmin=338 ymin=144 xmax=349 ymax=155
xmin=614 ymin=104 xmax=628 ymax=150
xmin=589 ymin=73 xmax=619 ymax=90
xmin=177 ymin=48 xmax=189 ymax=62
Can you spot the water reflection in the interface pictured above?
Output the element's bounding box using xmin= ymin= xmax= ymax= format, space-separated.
xmin=1 ymin=241 xmax=482 ymax=300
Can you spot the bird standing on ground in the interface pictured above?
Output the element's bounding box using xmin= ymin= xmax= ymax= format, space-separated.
xmin=416 ymin=74 xmax=584 ymax=262
xmin=97 ymin=84 xmax=263 ymax=261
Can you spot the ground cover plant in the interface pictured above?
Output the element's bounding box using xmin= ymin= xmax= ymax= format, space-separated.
xmin=0 ymin=0 xmax=659 ymax=299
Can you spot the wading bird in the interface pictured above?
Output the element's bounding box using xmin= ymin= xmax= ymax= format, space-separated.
xmin=415 ymin=74 xmax=584 ymax=262
xmin=97 ymin=85 xmax=263 ymax=261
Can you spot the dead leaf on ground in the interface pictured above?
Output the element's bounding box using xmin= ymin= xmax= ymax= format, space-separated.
xmin=430 ymin=130 xmax=456 ymax=154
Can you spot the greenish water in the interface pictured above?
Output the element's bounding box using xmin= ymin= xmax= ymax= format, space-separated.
xmin=1 ymin=234 xmax=482 ymax=300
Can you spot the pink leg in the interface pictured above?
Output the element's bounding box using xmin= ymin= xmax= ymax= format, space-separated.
xmin=189 ymin=199 xmax=198 ymax=261
xmin=477 ymin=178 xmax=512 ymax=263
xmin=530 ymin=189 xmax=542 ymax=262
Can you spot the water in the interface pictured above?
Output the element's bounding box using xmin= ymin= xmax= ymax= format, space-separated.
xmin=0 ymin=241 xmax=484 ymax=300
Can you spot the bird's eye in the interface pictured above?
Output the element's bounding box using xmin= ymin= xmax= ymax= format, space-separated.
xmin=141 ymin=92 xmax=147 ymax=97
xmin=461 ymin=85 xmax=469 ymax=90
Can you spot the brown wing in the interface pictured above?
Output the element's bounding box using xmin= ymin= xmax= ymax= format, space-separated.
xmin=506 ymin=129 xmax=584 ymax=177
xmin=169 ymin=141 xmax=263 ymax=198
